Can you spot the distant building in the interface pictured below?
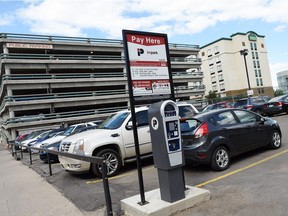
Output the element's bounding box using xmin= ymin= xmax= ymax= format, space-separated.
xmin=200 ymin=31 xmax=274 ymax=98
xmin=277 ymin=70 xmax=288 ymax=93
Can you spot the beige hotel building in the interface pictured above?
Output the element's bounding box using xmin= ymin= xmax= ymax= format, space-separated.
xmin=200 ymin=31 xmax=274 ymax=98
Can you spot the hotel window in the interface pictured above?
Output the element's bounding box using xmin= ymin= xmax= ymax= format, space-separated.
xmin=207 ymin=49 xmax=212 ymax=57
xmin=208 ymin=57 xmax=213 ymax=66
xmin=256 ymin=79 xmax=259 ymax=86
xmin=261 ymin=43 xmax=264 ymax=48
xmin=242 ymin=42 xmax=246 ymax=46
xmin=218 ymin=74 xmax=224 ymax=82
xmin=257 ymin=61 xmax=260 ymax=68
xmin=220 ymin=83 xmax=225 ymax=91
xmin=250 ymin=43 xmax=254 ymax=50
xmin=211 ymin=76 xmax=216 ymax=84
xmin=258 ymin=69 xmax=262 ymax=77
xmin=254 ymin=43 xmax=257 ymax=50
xmin=217 ymin=65 xmax=222 ymax=72
xmin=252 ymin=52 xmax=255 ymax=59
xmin=210 ymin=67 xmax=215 ymax=75
xmin=215 ymin=55 xmax=220 ymax=63
xmin=212 ymin=85 xmax=217 ymax=92
xmin=255 ymin=52 xmax=258 ymax=59
xmin=260 ymin=78 xmax=263 ymax=86
xmin=254 ymin=69 xmax=258 ymax=77
xmin=253 ymin=61 xmax=257 ymax=68
xmin=201 ymin=52 xmax=205 ymax=56
xmin=214 ymin=46 xmax=219 ymax=54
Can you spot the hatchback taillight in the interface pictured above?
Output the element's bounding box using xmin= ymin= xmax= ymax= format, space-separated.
xmin=276 ymin=102 xmax=283 ymax=107
xmin=194 ymin=122 xmax=208 ymax=138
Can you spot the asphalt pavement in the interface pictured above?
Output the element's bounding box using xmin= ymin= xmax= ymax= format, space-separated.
xmin=1 ymin=114 xmax=288 ymax=216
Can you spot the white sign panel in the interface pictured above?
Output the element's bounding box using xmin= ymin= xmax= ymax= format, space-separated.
xmin=7 ymin=43 xmax=53 ymax=49
xmin=125 ymin=33 xmax=171 ymax=97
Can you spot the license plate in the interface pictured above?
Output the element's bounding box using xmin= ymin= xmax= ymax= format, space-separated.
xmin=269 ymin=104 xmax=273 ymax=107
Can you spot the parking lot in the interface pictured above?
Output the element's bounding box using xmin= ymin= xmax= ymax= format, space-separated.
xmin=18 ymin=114 xmax=288 ymax=215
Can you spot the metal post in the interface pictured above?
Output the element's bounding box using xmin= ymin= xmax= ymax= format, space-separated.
xmin=29 ymin=148 xmax=32 ymax=165
xmin=20 ymin=145 xmax=23 ymax=159
xmin=47 ymin=153 xmax=52 ymax=176
xmin=240 ymin=49 xmax=251 ymax=90
xmin=101 ymin=161 xmax=113 ymax=216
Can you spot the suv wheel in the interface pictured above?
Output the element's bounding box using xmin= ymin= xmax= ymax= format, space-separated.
xmin=92 ymin=149 xmax=121 ymax=177
xmin=210 ymin=146 xmax=230 ymax=171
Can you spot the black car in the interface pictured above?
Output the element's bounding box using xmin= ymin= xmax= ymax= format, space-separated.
xmin=262 ymin=94 xmax=288 ymax=116
xmin=233 ymin=96 xmax=270 ymax=115
xmin=180 ymin=108 xmax=281 ymax=171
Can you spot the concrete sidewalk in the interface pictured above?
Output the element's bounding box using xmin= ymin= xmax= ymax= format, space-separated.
xmin=0 ymin=143 xmax=103 ymax=216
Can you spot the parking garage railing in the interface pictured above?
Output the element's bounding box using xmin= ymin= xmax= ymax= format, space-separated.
xmin=2 ymin=71 xmax=203 ymax=81
xmin=0 ymin=33 xmax=200 ymax=49
xmin=3 ymin=105 xmax=128 ymax=125
xmin=9 ymin=142 xmax=114 ymax=216
xmin=0 ymin=53 xmax=201 ymax=63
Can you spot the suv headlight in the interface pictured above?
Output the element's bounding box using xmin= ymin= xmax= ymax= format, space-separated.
xmin=73 ymin=139 xmax=84 ymax=153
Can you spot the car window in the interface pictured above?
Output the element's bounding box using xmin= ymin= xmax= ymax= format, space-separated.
xmin=251 ymin=97 xmax=265 ymax=104
xmin=135 ymin=110 xmax=149 ymax=127
xmin=234 ymin=110 xmax=259 ymax=123
xmin=178 ymin=106 xmax=195 ymax=117
xmin=180 ymin=119 xmax=198 ymax=132
xmin=234 ymin=100 xmax=247 ymax=108
xmin=213 ymin=111 xmax=237 ymax=125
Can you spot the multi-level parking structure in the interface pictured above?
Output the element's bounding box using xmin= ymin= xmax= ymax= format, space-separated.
xmin=0 ymin=33 xmax=205 ymax=141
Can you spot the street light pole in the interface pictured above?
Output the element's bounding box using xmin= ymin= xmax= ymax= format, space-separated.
xmin=240 ymin=49 xmax=251 ymax=90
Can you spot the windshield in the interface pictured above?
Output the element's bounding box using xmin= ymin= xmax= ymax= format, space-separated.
xmin=63 ymin=126 xmax=76 ymax=136
xmin=98 ymin=111 xmax=129 ymax=129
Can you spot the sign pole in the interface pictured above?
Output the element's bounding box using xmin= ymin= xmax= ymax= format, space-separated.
xmin=122 ymin=29 xmax=175 ymax=205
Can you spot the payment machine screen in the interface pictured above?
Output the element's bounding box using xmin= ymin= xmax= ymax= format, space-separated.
xmin=166 ymin=121 xmax=179 ymax=139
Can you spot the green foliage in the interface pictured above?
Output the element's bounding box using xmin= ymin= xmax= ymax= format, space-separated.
xmin=206 ymin=91 xmax=218 ymax=104
xmin=274 ymin=89 xmax=284 ymax=97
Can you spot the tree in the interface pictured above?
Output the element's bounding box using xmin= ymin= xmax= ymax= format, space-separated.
xmin=206 ymin=90 xmax=218 ymax=104
xmin=274 ymin=89 xmax=284 ymax=97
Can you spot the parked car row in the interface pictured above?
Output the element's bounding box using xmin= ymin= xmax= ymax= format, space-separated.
xmin=15 ymin=99 xmax=284 ymax=178
xmin=202 ymin=94 xmax=288 ymax=117
xmin=14 ymin=120 xmax=102 ymax=162
xmin=57 ymin=102 xmax=282 ymax=178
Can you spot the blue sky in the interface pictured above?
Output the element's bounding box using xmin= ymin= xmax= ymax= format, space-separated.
xmin=1 ymin=0 xmax=288 ymax=88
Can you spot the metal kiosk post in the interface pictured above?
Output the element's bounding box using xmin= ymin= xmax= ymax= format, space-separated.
xmin=148 ymin=100 xmax=185 ymax=203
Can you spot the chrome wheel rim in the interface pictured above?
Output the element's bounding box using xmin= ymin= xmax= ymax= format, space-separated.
xmin=273 ymin=132 xmax=281 ymax=148
xmin=98 ymin=152 xmax=118 ymax=175
xmin=216 ymin=149 xmax=229 ymax=168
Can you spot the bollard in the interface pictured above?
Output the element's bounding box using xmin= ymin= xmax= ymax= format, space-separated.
xmin=101 ymin=161 xmax=113 ymax=216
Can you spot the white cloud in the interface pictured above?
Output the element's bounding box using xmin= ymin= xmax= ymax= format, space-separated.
xmin=273 ymin=25 xmax=287 ymax=32
xmin=14 ymin=0 xmax=288 ymax=38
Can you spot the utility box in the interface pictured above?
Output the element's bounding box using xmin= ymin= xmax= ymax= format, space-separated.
xmin=148 ymin=100 xmax=185 ymax=202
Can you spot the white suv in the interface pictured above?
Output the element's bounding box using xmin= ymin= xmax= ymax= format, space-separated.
xmin=59 ymin=103 xmax=198 ymax=177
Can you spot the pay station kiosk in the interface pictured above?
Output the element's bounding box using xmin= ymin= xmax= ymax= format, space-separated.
xmin=148 ymin=100 xmax=185 ymax=203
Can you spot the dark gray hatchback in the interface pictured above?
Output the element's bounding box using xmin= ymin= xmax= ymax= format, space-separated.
xmin=181 ymin=108 xmax=282 ymax=171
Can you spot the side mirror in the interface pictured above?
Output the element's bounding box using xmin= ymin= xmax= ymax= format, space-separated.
xmin=260 ymin=117 xmax=265 ymax=124
xmin=125 ymin=121 xmax=133 ymax=130
xmin=125 ymin=121 xmax=138 ymax=130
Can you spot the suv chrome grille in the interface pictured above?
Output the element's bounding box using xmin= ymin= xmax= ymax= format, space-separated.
xmin=60 ymin=142 xmax=71 ymax=152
